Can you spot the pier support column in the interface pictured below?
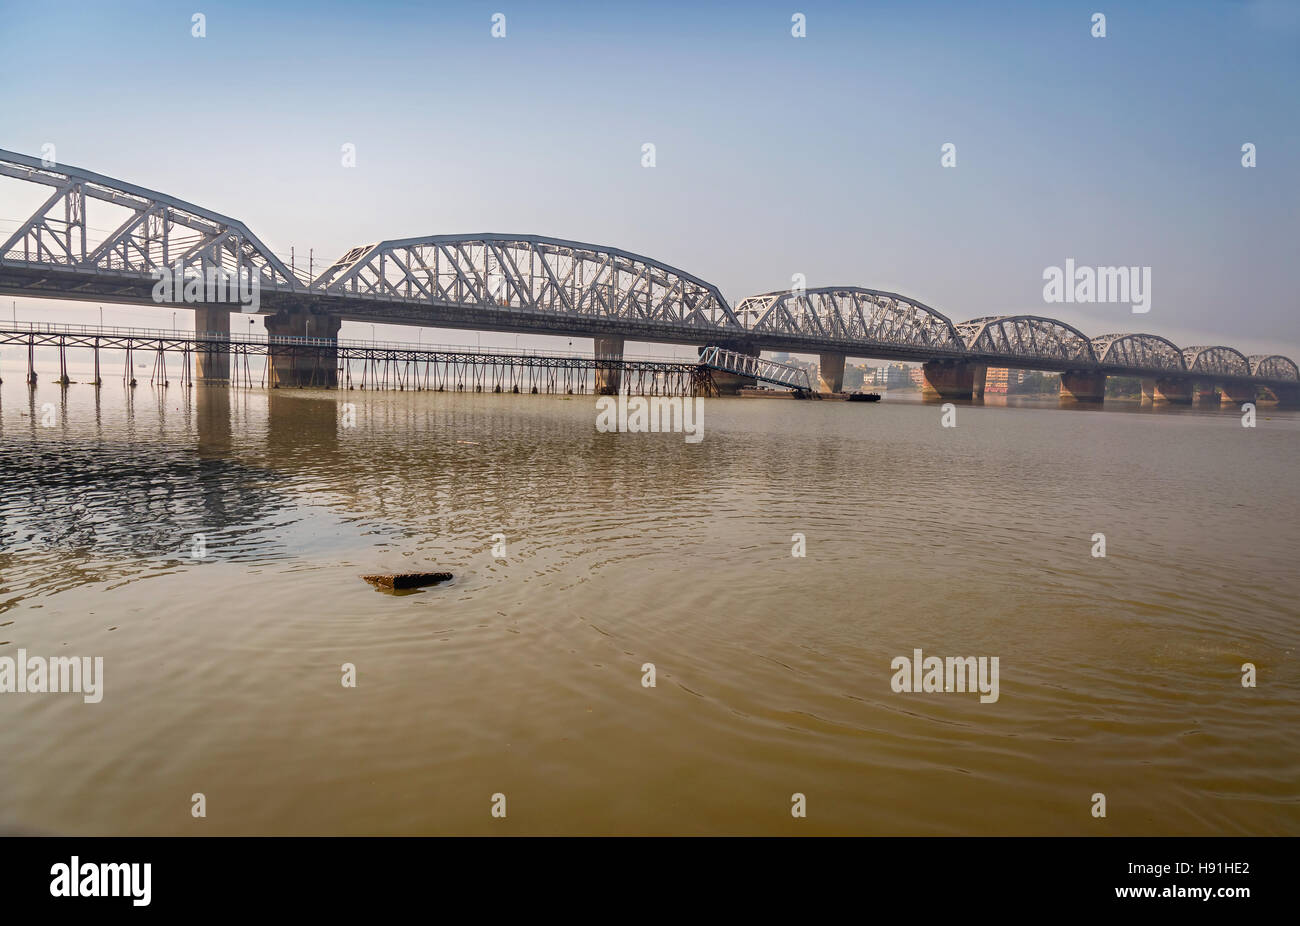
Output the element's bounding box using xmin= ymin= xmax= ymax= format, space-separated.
xmin=1219 ymin=383 xmax=1257 ymax=405
xmin=1141 ymin=377 xmax=1193 ymax=404
xmin=594 ymin=336 xmax=624 ymax=394
xmin=1059 ymin=371 xmax=1106 ymax=403
xmin=1270 ymin=384 xmax=1300 ymax=408
xmin=265 ymin=308 xmax=340 ymax=388
xmin=194 ymin=305 xmax=231 ymax=385
xmin=817 ymin=352 xmax=846 ymax=394
xmin=922 ymin=360 xmax=984 ymax=400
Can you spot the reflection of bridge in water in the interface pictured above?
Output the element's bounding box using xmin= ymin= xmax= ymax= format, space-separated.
xmin=0 ymin=147 xmax=1295 ymax=406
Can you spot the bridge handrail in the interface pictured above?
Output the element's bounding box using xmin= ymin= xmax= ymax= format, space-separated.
xmin=0 ymin=321 xmax=695 ymax=363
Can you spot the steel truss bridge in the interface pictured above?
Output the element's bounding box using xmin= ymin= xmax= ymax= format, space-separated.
xmin=0 ymin=148 xmax=1295 ymax=394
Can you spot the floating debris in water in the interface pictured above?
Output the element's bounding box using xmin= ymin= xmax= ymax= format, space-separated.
xmin=362 ymin=572 xmax=453 ymax=590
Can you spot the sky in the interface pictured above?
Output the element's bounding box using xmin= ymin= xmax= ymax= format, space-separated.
xmin=1 ymin=0 xmax=1297 ymax=363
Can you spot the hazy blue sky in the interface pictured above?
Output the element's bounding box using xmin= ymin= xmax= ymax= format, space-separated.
xmin=1 ymin=0 xmax=1297 ymax=359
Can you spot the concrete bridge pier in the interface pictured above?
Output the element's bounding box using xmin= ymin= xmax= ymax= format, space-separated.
xmin=1193 ymin=383 xmax=1220 ymax=404
xmin=594 ymin=336 xmax=624 ymax=394
xmin=1060 ymin=371 xmax=1106 ymax=403
xmin=1141 ymin=377 xmax=1193 ymax=404
xmin=265 ymin=308 xmax=341 ymax=388
xmin=1272 ymin=385 xmax=1300 ymax=407
xmin=922 ymin=360 xmax=985 ymax=400
xmin=194 ymin=305 xmax=231 ymax=385
xmin=1219 ymin=383 xmax=1257 ymax=405
xmin=817 ymin=352 xmax=846 ymax=394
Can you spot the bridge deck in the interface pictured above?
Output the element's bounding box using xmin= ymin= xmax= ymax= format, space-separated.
xmin=0 ymin=323 xmax=707 ymax=394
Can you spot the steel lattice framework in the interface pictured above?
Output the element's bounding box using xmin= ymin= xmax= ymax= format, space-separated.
xmin=311 ymin=234 xmax=740 ymax=330
xmin=0 ymin=148 xmax=1297 ymax=387
xmin=734 ymin=287 xmax=965 ymax=350
xmin=698 ymin=345 xmax=812 ymax=390
xmin=1182 ymin=345 xmax=1251 ymax=377
xmin=0 ymin=148 xmax=300 ymax=298
xmin=1091 ymin=333 xmax=1186 ymax=372
xmin=957 ymin=315 xmax=1097 ymax=364
xmin=1248 ymin=355 xmax=1299 ymax=381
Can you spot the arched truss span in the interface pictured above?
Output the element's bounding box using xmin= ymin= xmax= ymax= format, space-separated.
xmin=0 ymin=147 xmax=1293 ymax=384
xmin=1248 ymin=355 xmax=1299 ymax=382
xmin=733 ymin=287 xmax=964 ymax=350
xmin=1091 ymin=333 xmax=1185 ymax=372
xmin=0 ymin=148 xmax=299 ymax=289
xmin=956 ymin=315 xmax=1096 ymax=364
xmin=1182 ymin=345 xmax=1250 ymax=377
xmin=312 ymin=234 xmax=741 ymax=329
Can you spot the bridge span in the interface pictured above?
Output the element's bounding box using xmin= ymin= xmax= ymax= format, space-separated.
xmin=0 ymin=148 xmax=1295 ymax=405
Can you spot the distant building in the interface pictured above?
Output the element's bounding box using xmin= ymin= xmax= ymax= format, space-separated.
xmin=870 ymin=363 xmax=913 ymax=389
xmin=984 ymin=367 xmax=1026 ymax=394
xmin=844 ymin=363 xmax=869 ymax=391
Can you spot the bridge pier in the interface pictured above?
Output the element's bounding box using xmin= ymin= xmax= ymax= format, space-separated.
xmin=1141 ymin=377 xmax=1193 ymax=404
xmin=266 ymin=308 xmax=341 ymax=388
xmin=594 ymin=336 xmax=624 ymax=394
xmin=921 ymin=360 xmax=984 ymax=400
xmin=1059 ymin=371 xmax=1106 ymax=403
xmin=1270 ymin=385 xmax=1300 ymax=407
xmin=194 ymin=305 xmax=231 ymax=385
xmin=817 ymin=352 xmax=846 ymax=394
xmin=1193 ymin=383 xmax=1220 ymax=404
xmin=1219 ymin=383 xmax=1257 ymax=405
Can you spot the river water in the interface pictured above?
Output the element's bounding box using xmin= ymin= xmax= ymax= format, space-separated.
xmin=0 ymin=381 xmax=1296 ymax=835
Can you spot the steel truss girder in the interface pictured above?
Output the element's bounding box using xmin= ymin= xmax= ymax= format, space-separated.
xmin=734 ymin=286 xmax=964 ymax=351
xmin=698 ymin=345 xmax=812 ymax=390
xmin=1091 ymin=332 xmax=1185 ymax=372
xmin=1182 ymin=345 xmax=1251 ymax=377
xmin=2 ymin=149 xmax=1297 ymax=388
xmin=0 ymin=148 xmax=300 ymax=292
xmin=312 ymin=234 xmax=742 ymax=331
xmin=957 ymin=315 xmax=1096 ymax=365
xmin=1248 ymin=354 xmax=1299 ymax=382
